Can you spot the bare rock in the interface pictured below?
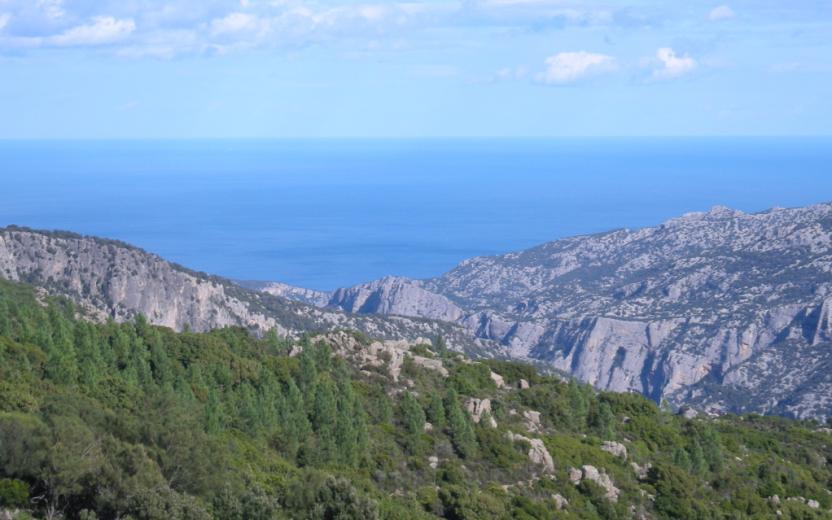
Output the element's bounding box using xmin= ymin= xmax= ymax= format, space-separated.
xmin=466 ymin=398 xmax=497 ymax=427
xmin=572 ymin=465 xmax=620 ymax=502
xmin=490 ymin=371 xmax=506 ymax=388
xmin=328 ymin=276 xmax=464 ymax=322
xmin=428 ymin=456 xmax=439 ymax=469
xmin=552 ymin=493 xmax=568 ymax=510
xmin=601 ymin=441 xmax=628 ymax=460
xmin=522 ymin=410 xmax=542 ymax=433
xmin=630 ymin=461 xmax=652 ymax=480
xmin=583 ymin=465 xmax=620 ymax=502
xmin=508 ymin=432 xmax=555 ymax=474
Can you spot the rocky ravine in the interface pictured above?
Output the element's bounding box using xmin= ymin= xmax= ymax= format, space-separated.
xmin=268 ymin=203 xmax=832 ymax=420
xmin=0 ymin=227 xmax=499 ymax=356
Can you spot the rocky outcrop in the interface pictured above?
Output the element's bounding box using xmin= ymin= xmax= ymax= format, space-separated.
xmin=265 ymin=203 xmax=832 ymax=420
xmin=489 ymin=371 xmax=506 ymax=388
xmin=508 ymin=432 xmax=555 ymax=474
xmin=240 ymin=280 xmax=331 ymax=307
xmin=466 ymin=398 xmax=497 ymax=427
xmin=601 ymin=441 xmax=627 ymax=460
xmin=329 ymin=276 xmax=463 ymax=322
xmin=314 ymin=331 xmax=449 ymax=381
xmin=522 ymin=410 xmax=542 ymax=433
xmin=570 ymin=465 xmax=620 ymax=502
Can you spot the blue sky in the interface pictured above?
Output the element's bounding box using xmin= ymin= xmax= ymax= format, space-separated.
xmin=1 ymin=0 xmax=831 ymax=138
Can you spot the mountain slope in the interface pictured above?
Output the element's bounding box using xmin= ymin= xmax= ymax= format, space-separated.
xmin=0 ymin=227 xmax=497 ymax=356
xmin=1 ymin=276 xmax=831 ymax=519
xmin=306 ymin=203 xmax=832 ymax=420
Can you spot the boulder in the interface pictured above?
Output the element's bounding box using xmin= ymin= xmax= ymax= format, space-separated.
xmin=490 ymin=371 xmax=506 ymax=388
xmin=519 ymin=378 xmax=530 ymax=390
xmin=571 ymin=465 xmax=620 ymax=502
xmin=601 ymin=441 xmax=628 ymax=460
xmin=552 ymin=493 xmax=568 ymax=510
xmin=508 ymin=432 xmax=555 ymax=474
xmin=630 ymin=461 xmax=651 ymax=480
xmin=522 ymin=410 xmax=542 ymax=433
xmin=678 ymin=406 xmax=699 ymax=419
xmin=466 ymin=398 xmax=497 ymax=428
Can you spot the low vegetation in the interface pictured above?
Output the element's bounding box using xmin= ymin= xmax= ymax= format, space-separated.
xmin=0 ymin=278 xmax=830 ymax=519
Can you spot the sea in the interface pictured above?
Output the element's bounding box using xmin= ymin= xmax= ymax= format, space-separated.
xmin=1 ymin=138 xmax=830 ymax=291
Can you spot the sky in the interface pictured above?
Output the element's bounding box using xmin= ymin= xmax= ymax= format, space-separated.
xmin=1 ymin=0 xmax=831 ymax=138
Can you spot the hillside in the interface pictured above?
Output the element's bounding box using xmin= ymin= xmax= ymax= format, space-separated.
xmin=0 ymin=227 xmax=496 ymax=357
xmin=1 ymin=277 xmax=831 ymax=519
xmin=287 ymin=203 xmax=832 ymax=421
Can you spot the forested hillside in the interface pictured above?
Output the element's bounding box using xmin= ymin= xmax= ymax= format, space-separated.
xmin=0 ymin=278 xmax=831 ymax=519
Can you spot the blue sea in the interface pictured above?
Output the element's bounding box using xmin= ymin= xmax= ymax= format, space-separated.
xmin=1 ymin=138 xmax=831 ymax=290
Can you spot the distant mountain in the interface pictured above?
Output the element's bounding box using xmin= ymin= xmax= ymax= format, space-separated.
xmin=0 ymin=226 xmax=497 ymax=356
xmin=268 ymin=203 xmax=832 ymax=421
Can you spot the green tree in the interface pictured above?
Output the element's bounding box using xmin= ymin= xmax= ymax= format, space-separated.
xmin=426 ymin=392 xmax=446 ymax=430
xmin=444 ymin=390 xmax=477 ymax=459
xmin=400 ymin=392 xmax=426 ymax=454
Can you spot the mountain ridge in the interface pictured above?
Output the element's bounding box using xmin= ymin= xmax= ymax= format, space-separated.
xmin=262 ymin=202 xmax=832 ymax=420
xmin=0 ymin=226 xmax=500 ymax=357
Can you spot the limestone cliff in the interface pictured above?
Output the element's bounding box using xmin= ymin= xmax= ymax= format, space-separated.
xmin=0 ymin=227 xmax=498 ymax=356
xmin=305 ymin=203 xmax=832 ymax=420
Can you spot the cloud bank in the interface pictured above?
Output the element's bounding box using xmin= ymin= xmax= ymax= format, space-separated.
xmin=652 ymin=47 xmax=697 ymax=79
xmin=537 ymin=51 xmax=616 ymax=84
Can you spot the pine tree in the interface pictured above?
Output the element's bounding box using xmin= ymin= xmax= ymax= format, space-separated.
xmin=277 ymin=380 xmax=312 ymax=462
xmin=204 ymin=388 xmax=225 ymax=434
xmin=426 ymin=392 xmax=446 ymax=430
xmin=400 ymin=392 xmax=426 ymax=454
xmin=673 ymin=447 xmax=692 ymax=472
xmin=310 ymin=378 xmax=338 ymax=465
xmin=566 ymin=379 xmax=589 ymax=430
xmin=594 ymin=401 xmax=616 ymax=440
xmin=445 ymin=389 xmax=477 ymax=458
xmin=689 ymin=441 xmax=707 ymax=476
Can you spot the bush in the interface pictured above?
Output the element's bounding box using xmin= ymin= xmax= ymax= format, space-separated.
xmin=0 ymin=478 xmax=29 ymax=507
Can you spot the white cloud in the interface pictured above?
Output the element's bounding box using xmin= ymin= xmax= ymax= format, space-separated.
xmin=50 ymin=16 xmax=135 ymax=46
xmin=210 ymin=12 xmax=260 ymax=36
xmin=708 ymin=5 xmax=734 ymax=21
xmin=36 ymin=0 xmax=65 ymax=21
xmin=495 ymin=65 xmax=528 ymax=80
xmin=652 ymin=47 xmax=696 ymax=79
xmin=0 ymin=14 xmax=10 ymax=32
xmin=537 ymin=51 xmax=615 ymax=84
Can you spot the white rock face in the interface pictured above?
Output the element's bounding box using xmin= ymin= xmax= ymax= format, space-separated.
xmin=329 ymin=276 xmax=464 ymax=322
xmin=0 ymin=229 xmax=496 ymax=355
xmin=253 ymin=281 xmax=331 ymax=307
xmin=276 ymin=203 xmax=832 ymax=420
